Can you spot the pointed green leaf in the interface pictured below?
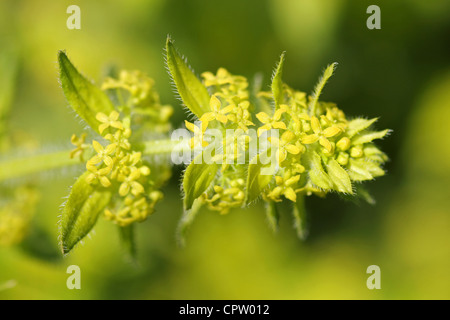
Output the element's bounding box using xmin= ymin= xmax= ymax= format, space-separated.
xmin=265 ymin=201 xmax=279 ymax=233
xmin=272 ymin=52 xmax=285 ymax=108
xmin=183 ymin=153 xmax=218 ymax=210
xmin=327 ymin=159 xmax=353 ymax=194
xmin=59 ymin=171 xmax=112 ymax=255
xmin=348 ymin=156 xmax=385 ymax=179
xmin=309 ymin=62 xmax=338 ymax=115
xmin=165 ymin=37 xmax=211 ymax=118
xmin=176 ymin=198 xmax=202 ymax=247
xmin=292 ymin=194 xmax=308 ymax=240
xmin=245 ymin=152 xmax=274 ymax=204
xmin=352 ymin=129 xmax=390 ymax=145
xmin=308 ymin=151 xmax=333 ymax=190
xmin=346 ymin=118 xmax=378 ymax=137
xmin=58 ymin=51 xmax=115 ymax=134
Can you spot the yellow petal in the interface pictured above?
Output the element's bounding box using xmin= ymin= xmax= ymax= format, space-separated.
xmin=256 ymin=112 xmax=271 ymax=124
xmin=275 ymin=176 xmax=284 ymax=185
xmin=285 ymin=144 xmax=300 ymax=155
xmin=216 ymin=113 xmax=228 ymax=124
xmin=273 ymin=109 xmax=285 ymax=121
xmin=301 ymin=134 xmax=319 ymax=144
xmin=323 ymin=126 xmax=341 ymax=138
xmin=272 ymin=122 xmax=287 ymax=130
xmin=221 ymin=105 xmax=234 ymax=114
xmin=200 ymin=112 xmax=215 ymax=123
xmin=210 ymin=95 xmax=221 ymax=112
xmin=257 ymin=124 xmax=271 ymax=137
xmin=92 ymin=140 xmax=103 ymax=153
xmin=281 ymin=130 xmax=295 ymax=143
xmin=96 ymin=112 xmax=109 ymax=122
xmin=100 ymin=176 xmax=111 ymax=188
xmin=319 ymin=137 xmax=332 ymax=152
xmin=284 ymin=187 xmax=297 ymax=202
xmin=119 ymin=182 xmax=130 ymax=196
xmin=184 ymin=120 xmax=195 ymax=132
xmin=278 ymin=149 xmax=287 ymax=163
xmin=98 ymin=123 xmax=109 ymax=134
xmin=310 ymin=116 xmax=321 ymax=133
xmin=109 ymin=111 xmax=120 ymax=121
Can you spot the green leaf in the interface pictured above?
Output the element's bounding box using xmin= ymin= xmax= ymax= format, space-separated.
xmin=165 ymin=37 xmax=211 ymax=118
xmin=58 ymin=51 xmax=115 ymax=134
xmin=245 ymin=152 xmax=274 ymax=204
xmin=59 ymin=171 xmax=112 ymax=255
xmin=346 ymin=118 xmax=378 ymax=137
xmin=309 ymin=62 xmax=338 ymax=116
xmin=327 ymin=159 xmax=353 ymax=194
xmin=308 ymin=151 xmax=333 ymax=190
xmin=265 ymin=201 xmax=280 ymax=233
xmin=347 ymin=158 xmax=383 ymax=181
xmin=271 ymin=52 xmax=285 ymax=108
xmin=292 ymin=194 xmax=308 ymax=240
xmin=176 ymin=198 xmax=202 ymax=247
xmin=352 ymin=129 xmax=390 ymax=145
xmin=183 ymin=153 xmax=218 ymax=210
xmin=119 ymin=224 xmax=136 ymax=262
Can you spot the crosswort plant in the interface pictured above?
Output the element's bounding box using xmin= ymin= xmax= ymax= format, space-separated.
xmin=0 ymin=37 xmax=390 ymax=256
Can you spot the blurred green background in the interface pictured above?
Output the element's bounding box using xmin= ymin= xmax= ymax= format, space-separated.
xmin=0 ymin=0 xmax=449 ymax=299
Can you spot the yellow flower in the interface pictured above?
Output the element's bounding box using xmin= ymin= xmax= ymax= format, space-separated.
xmin=269 ymin=131 xmax=301 ymax=164
xmin=96 ymin=111 xmax=123 ymax=134
xmin=118 ymin=167 xmax=144 ymax=197
xmin=301 ymin=116 xmax=341 ymax=152
xmin=256 ymin=108 xmax=287 ymax=137
xmin=69 ymin=133 xmax=88 ymax=161
xmin=185 ymin=120 xmax=209 ymax=148
xmin=200 ymin=95 xmax=234 ymax=124
xmin=86 ymin=168 xmax=112 ymax=187
xmin=267 ymin=174 xmax=301 ymax=202
xmin=86 ymin=140 xmax=116 ymax=172
xmin=226 ymin=101 xmax=254 ymax=131
xmin=105 ymin=128 xmax=132 ymax=151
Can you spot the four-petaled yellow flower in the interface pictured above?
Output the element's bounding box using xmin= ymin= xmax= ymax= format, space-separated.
xmin=200 ymin=95 xmax=233 ymax=125
xmin=185 ymin=120 xmax=209 ymax=148
xmin=96 ymin=111 xmax=123 ymax=134
xmin=256 ymin=108 xmax=287 ymax=137
xmin=86 ymin=140 xmax=116 ymax=172
xmin=301 ymin=116 xmax=341 ymax=152
xmin=269 ymin=131 xmax=301 ymax=164
xmin=86 ymin=167 xmax=112 ymax=187
xmin=118 ymin=167 xmax=145 ymax=197
xmin=69 ymin=133 xmax=88 ymax=161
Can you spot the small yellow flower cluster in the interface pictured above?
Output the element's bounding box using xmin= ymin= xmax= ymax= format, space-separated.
xmin=203 ymin=178 xmax=246 ymax=214
xmin=257 ymin=84 xmax=388 ymax=202
xmin=84 ymin=110 xmax=163 ymax=226
xmin=0 ymin=186 xmax=39 ymax=246
xmin=102 ymin=70 xmax=173 ymax=133
xmin=185 ymin=69 xmax=256 ymax=214
xmin=202 ymin=68 xmax=254 ymax=131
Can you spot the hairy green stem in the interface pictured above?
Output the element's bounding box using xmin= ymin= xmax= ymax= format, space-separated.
xmin=0 ymin=138 xmax=185 ymax=183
